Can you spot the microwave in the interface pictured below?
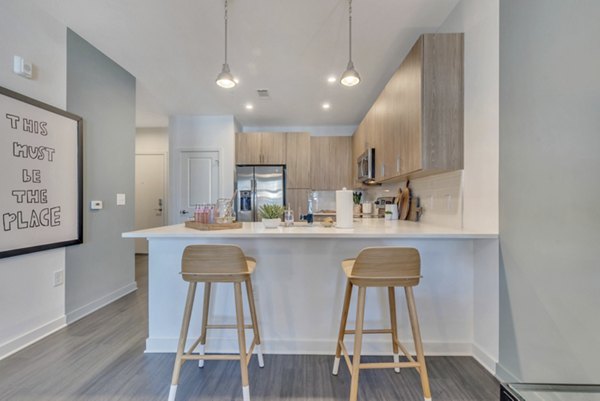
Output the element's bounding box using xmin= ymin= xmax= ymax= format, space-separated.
xmin=357 ymin=148 xmax=375 ymax=183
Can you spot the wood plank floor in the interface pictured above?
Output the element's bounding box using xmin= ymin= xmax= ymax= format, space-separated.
xmin=0 ymin=255 xmax=500 ymax=401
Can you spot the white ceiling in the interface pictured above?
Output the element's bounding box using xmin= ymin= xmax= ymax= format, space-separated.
xmin=35 ymin=0 xmax=460 ymax=128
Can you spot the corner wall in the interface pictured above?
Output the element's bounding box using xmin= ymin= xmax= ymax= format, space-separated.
xmin=65 ymin=30 xmax=136 ymax=323
xmin=0 ymin=3 xmax=68 ymax=359
xmin=499 ymin=0 xmax=600 ymax=383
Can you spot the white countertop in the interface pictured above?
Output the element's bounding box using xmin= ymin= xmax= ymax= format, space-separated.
xmin=123 ymin=219 xmax=497 ymax=239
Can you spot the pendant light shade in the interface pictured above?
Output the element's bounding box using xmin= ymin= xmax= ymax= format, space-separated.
xmin=340 ymin=0 xmax=360 ymax=87
xmin=216 ymin=63 xmax=235 ymax=89
xmin=216 ymin=0 xmax=236 ymax=89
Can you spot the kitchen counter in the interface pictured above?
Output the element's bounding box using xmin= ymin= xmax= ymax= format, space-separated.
xmin=123 ymin=219 xmax=497 ymax=239
xmin=123 ymin=220 xmax=499 ymax=374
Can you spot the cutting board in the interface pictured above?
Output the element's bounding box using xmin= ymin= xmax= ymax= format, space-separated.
xmin=407 ymin=197 xmax=423 ymax=222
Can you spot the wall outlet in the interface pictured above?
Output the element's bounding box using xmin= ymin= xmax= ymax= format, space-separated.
xmin=90 ymin=200 xmax=103 ymax=210
xmin=53 ymin=270 xmax=64 ymax=287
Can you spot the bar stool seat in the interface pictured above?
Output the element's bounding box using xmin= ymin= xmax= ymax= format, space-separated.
xmin=333 ymin=247 xmax=432 ymax=401
xmin=168 ymin=245 xmax=264 ymax=401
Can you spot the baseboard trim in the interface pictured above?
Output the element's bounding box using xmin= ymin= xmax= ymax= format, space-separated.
xmin=0 ymin=315 xmax=66 ymax=360
xmin=472 ymin=342 xmax=497 ymax=376
xmin=66 ymin=282 xmax=137 ymax=324
xmin=145 ymin=337 xmax=473 ymax=356
xmin=495 ymin=361 xmax=520 ymax=382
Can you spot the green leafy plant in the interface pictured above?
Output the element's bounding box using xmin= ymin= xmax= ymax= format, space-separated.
xmin=353 ymin=191 xmax=362 ymax=205
xmin=259 ymin=204 xmax=285 ymax=219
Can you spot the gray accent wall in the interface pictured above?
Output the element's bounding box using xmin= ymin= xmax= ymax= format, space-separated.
xmin=499 ymin=0 xmax=600 ymax=382
xmin=65 ymin=30 xmax=136 ymax=320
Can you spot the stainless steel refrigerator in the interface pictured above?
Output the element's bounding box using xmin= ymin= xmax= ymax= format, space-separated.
xmin=235 ymin=165 xmax=286 ymax=222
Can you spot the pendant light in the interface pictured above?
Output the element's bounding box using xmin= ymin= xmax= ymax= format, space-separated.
xmin=340 ymin=0 xmax=361 ymax=87
xmin=216 ymin=0 xmax=236 ymax=89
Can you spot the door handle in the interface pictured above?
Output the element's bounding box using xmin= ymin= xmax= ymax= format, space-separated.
xmin=180 ymin=210 xmax=189 ymax=215
xmin=154 ymin=208 xmax=163 ymax=212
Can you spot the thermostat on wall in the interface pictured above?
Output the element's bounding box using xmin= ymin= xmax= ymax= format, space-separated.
xmin=13 ymin=56 xmax=33 ymax=79
xmin=90 ymin=200 xmax=103 ymax=210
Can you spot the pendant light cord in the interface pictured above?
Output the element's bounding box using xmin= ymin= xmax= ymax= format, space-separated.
xmin=224 ymin=0 xmax=229 ymax=64
xmin=348 ymin=0 xmax=353 ymax=63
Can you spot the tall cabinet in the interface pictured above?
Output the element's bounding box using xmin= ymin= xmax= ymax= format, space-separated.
xmin=352 ymin=33 xmax=464 ymax=184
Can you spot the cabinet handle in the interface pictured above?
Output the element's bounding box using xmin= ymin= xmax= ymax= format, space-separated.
xmin=381 ymin=164 xmax=385 ymax=177
xmin=397 ymin=156 xmax=400 ymax=172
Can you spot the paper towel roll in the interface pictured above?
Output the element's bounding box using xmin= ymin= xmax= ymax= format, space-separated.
xmin=336 ymin=188 xmax=354 ymax=229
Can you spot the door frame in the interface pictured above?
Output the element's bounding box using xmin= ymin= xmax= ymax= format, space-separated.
xmin=172 ymin=147 xmax=223 ymax=224
xmin=135 ymin=151 xmax=169 ymax=226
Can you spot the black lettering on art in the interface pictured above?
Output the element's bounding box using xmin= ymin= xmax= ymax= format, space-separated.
xmin=2 ymin=207 xmax=62 ymax=231
xmin=5 ymin=114 xmax=20 ymax=129
xmin=12 ymin=142 xmax=55 ymax=161
xmin=11 ymin=189 xmax=48 ymax=204
xmin=22 ymin=169 xmax=42 ymax=183
xmin=23 ymin=118 xmax=33 ymax=133
xmin=40 ymin=122 xmax=48 ymax=136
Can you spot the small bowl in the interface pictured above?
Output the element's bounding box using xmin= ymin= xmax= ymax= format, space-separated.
xmin=321 ymin=220 xmax=334 ymax=228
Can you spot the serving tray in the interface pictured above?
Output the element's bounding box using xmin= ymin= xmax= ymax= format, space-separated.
xmin=184 ymin=221 xmax=243 ymax=231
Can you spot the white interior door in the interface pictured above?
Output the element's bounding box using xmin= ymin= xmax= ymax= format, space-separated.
xmin=178 ymin=151 xmax=219 ymax=223
xmin=135 ymin=153 xmax=166 ymax=253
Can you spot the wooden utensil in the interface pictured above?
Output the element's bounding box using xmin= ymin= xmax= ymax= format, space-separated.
xmin=399 ymin=181 xmax=411 ymax=220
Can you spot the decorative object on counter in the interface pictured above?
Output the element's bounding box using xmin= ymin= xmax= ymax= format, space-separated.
xmin=336 ymin=188 xmax=354 ymax=228
xmin=215 ymin=0 xmax=236 ymax=89
xmin=259 ymin=204 xmax=285 ymax=228
xmin=352 ymin=191 xmax=362 ymax=215
xmin=284 ymin=204 xmax=294 ymax=227
xmin=340 ymin=0 xmax=361 ymax=87
xmin=216 ymin=197 xmax=235 ymax=224
xmin=397 ymin=182 xmax=411 ymax=220
xmin=194 ymin=204 xmax=216 ymax=224
xmin=408 ymin=197 xmax=423 ymax=222
xmin=361 ymin=201 xmax=372 ymax=215
xmin=321 ymin=217 xmax=335 ymax=227
xmin=385 ymin=204 xmax=398 ymax=220
xmin=185 ymin=221 xmax=242 ymax=231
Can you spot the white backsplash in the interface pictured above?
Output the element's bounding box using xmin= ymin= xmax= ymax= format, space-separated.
xmin=360 ymin=170 xmax=464 ymax=229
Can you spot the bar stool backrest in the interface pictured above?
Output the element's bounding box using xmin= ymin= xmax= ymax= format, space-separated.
xmin=181 ymin=245 xmax=248 ymax=281
xmin=351 ymin=247 xmax=421 ymax=286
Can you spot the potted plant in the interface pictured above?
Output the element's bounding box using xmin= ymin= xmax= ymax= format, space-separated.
xmin=259 ymin=204 xmax=285 ymax=228
xmin=353 ymin=192 xmax=362 ymax=215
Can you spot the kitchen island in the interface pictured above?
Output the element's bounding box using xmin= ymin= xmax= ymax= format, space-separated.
xmin=123 ymin=219 xmax=499 ymax=374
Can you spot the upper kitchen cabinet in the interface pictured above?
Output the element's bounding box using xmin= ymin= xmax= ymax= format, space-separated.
xmin=285 ymin=132 xmax=311 ymax=188
xmin=310 ymin=136 xmax=353 ymax=190
xmin=235 ymin=132 xmax=286 ymax=165
xmin=354 ymin=33 xmax=464 ymax=182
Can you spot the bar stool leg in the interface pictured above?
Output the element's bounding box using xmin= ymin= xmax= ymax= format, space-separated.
xmin=405 ymin=286 xmax=432 ymax=401
xmin=234 ymin=282 xmax=251 ymax=401
xmin=388 ymin=287 xmax=401 ymax=373
xmin=245 ymin=277 xmax=264 ymax=368
xmin=333 ymin=279 xmax=353 ymax=375
xmin=349 ymin=286 xmax=366 ymax=401
xmin=198 ymin=282 xmax=211 ymax=368
xmin=168 ymin=282 xmax=197 ymax=401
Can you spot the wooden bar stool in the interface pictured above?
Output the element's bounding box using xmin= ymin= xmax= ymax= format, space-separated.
xmin=168 ymin=245 xmax=264 ymax=401
xmin=332 ymin=247 xmax=432 ymax=401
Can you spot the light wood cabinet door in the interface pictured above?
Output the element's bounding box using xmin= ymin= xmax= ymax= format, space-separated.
xmin=260 ymin=132 xmax=286 ymax=164
xmin=285 ymin=132 xmax=310 ymax=188
xmin=235 ymin=132 xmax=286 ymax=165
xmin=235 ymin=133 xmax=262 ymax=164
xmin=310 ymin=136 xmax=353 ymax=190
xmin=286 ymin=188 xmax=310 ymax=217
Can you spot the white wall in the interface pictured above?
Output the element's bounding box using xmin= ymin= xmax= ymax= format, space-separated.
xmin=0 ymin=2 xmax=68 ymax=359
xmin=499 ymin=0 xmax=600 ymax=383
xmin=168 ymin=115 xmax=236 ymax=224
xmin=438 ymin=0 xmax=499 ymax=233
xmin=136 ymin=127 xmax=168 ymax=153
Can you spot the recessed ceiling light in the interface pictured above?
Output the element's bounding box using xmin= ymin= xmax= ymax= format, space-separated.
xmin=327 ymin=76 xmax=337 ymax=83
xmin=322 ymin=103 xmax=331 ymax=110
xmin=245 ymin=103 xmax=254 ymax=110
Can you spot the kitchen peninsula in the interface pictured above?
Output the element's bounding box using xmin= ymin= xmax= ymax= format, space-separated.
xmin=124 ymin=219 xmax=499 ymax=374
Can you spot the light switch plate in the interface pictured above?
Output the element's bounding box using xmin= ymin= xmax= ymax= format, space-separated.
xmin=90 ymin=200 xmax=103 ymax=210
xmin=116 ymin=193 xmax=126 ymax=206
